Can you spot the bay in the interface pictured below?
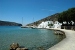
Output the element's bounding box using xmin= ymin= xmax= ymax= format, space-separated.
xmin=0 ymin=26 xmax=65 ymax=50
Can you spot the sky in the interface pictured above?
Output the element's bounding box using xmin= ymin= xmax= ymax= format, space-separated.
xmin=0 ymin=0 xmax=75 ymax=25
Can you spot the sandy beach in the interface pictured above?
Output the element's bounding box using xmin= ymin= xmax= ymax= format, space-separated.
xmin=47 ymin=28 xmax=75 ymax=50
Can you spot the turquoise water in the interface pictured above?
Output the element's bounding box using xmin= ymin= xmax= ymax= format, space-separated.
xmin=0 ymin=26 xmax=65 ymax=50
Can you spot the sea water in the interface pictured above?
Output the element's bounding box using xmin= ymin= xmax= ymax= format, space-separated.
xmin=0 ymin=26 xmax=65 ymax=50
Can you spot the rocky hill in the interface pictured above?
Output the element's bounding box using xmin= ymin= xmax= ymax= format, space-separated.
xmin=26 ymin=13 xmax=60 ymax=26
xmin=0 ymin=20 xmax=22 ymax=26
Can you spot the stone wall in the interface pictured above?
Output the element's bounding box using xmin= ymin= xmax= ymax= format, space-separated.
xmin=61 ymin=26 xmax=75 ymax=30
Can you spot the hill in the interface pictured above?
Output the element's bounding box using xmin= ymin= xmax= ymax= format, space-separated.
xmin=0 ymin=20 xmax=22 ymax=26
xmin=26 ymin=7 xmax=75 ymax=26
xmin=26 ymin=13 xmax=60 ymax=26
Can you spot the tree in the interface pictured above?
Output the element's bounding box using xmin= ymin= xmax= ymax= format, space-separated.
xmin=58 ymin=7 xmax=75 ymax=26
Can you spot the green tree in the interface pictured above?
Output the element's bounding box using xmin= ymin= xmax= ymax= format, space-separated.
xmin=58 ymin=7 xmax=75 ymax=25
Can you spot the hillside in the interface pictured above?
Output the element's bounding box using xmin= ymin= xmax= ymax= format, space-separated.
xmin=26 ymin=13 xmax=60 ymax=26
xmin=0 ymin=20 xmax=22 ymax=26
xmin=26 ymin=7 xmax=75 ymax=26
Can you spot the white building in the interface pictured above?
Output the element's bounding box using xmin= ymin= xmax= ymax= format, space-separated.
xmin=53 ymin=21 xmax=62 ymax=29
xmin=63 ymin=21 xmax=74 ymax=25
xmin=38 ymin=21 xmax=53 ymax=28
xmin=38 ymin=21 xmax=62 ymax=29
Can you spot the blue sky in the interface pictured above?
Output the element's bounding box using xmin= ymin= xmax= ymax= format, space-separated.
xmin=0 ymin=0 xmax=75 ymax=25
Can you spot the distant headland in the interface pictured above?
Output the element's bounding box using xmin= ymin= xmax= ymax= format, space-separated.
xmin=0 ymin=20 xmax=22 ymax=26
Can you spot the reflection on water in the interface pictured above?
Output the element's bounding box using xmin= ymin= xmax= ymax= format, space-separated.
xmin=0 ymin=26 xmax=65 ymax=50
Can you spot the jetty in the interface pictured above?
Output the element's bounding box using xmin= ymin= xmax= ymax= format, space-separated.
xmin=54 ymin=30 xmax=65 ymax=35
xmin=21 ymin=26 xmax=30 ymax=28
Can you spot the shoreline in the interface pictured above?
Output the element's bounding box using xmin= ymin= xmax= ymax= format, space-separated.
xmin=47 ymin=28 xmax=75 ymax=50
